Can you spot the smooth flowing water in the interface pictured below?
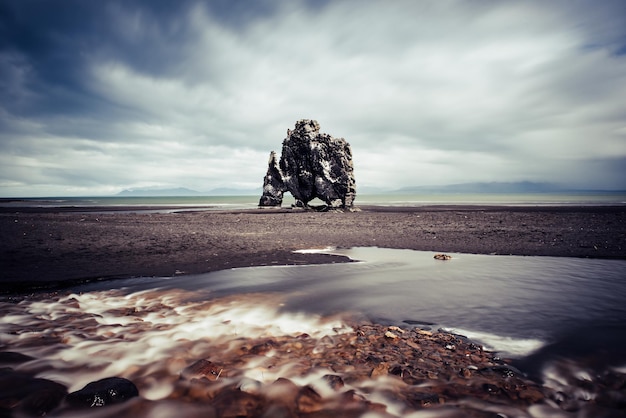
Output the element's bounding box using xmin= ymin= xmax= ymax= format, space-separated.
xmin=2 ymin=248 xmax=626 ymax=417
xmin=71 ymin=247 xmax=626 ymax=358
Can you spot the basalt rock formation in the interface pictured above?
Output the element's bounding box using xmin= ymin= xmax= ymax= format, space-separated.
xmin=259 ymin=120 xmax=356 ymax=210
xmin=258 ymin=151 xmax=285 ymax=207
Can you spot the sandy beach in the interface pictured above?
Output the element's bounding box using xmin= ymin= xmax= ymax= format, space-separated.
xmin=1 ymin=205 xmax=624 ymax=292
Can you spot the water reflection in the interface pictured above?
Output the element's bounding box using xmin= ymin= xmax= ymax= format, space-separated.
xmin=88 ymin=247 xmax=626 ymax=357
xmin=67 ymin=247 xmax=626 ymax=356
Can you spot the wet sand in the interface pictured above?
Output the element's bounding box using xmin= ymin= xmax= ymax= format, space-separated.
xmin=1 ymin=205 xmax=624 ymax=292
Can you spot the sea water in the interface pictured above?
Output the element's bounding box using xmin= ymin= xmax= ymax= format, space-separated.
xmin=1 ymin=192 xmax=625 ymax=211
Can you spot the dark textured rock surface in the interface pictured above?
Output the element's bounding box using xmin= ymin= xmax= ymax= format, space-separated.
xmin=66 ymin=377 xmax=138 ymax=408
xmin=0 ymin=370 xmax=67 ymax=416
xmin=258 ymin=151 xmax=285 ymax=207
xmin=259 ymin=120 xmax=356 ymax=209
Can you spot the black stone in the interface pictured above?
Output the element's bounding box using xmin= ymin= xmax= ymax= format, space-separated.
xmin=0 ymin=369 xmax=67 ymax=416
xmin=0 ymin=351 xmax=35 ymax=364
xmin=66 ymin=377 xmax=139 ymax=408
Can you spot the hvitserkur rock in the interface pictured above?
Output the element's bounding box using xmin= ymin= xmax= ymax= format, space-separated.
xmin=258 ymin=151 xmax=285 ymax=207
xmin=259 ymin=120 xmax=356 ymax=210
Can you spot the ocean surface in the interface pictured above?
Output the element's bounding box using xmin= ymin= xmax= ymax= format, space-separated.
xmin=3 ymin=247 xmax=625 ymax=416
xmin=1 ymin=191 xmax=625 ymax=211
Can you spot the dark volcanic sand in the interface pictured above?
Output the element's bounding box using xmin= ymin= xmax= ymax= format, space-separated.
xmin=1 ymin=205 xmax=624 ymax=292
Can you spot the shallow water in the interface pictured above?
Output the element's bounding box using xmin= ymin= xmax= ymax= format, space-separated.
xmin=74 ymin=247 xmax=626 ymax=358
xmin=2 ymin=247 xmax=626 ymax=417
xmin=2 ymin=191 xmax=625 ymax=211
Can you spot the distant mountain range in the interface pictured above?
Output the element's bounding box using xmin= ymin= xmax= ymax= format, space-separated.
xmin=117 ymin=187 xmax=203 ymax=196
xmin=393 ymin=182 xmax=625 ymax=194
xmin=116 ymin=187 xmax=259 ymax=196
xmin=393 ymin=181 xmax=565 ymax=194
xmin=116 ymin=182 xmax=623 ymax=197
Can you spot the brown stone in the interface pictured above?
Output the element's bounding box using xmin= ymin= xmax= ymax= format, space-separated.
xmin=322 ymin=374 xmax=345 ymax=390
xmin=296 ymin=385 xmax=323 ymax=413
xmin=264 ymin=378 xmax=299 ymax=405
xmin=211 ymin=389 xmax=264 ymax=418
xmin=370 ymin=362 xmax=390 ymax=378
xmin=181 ymin=359 xmax=224 ymax=381
xmin=518 ymin=387 xmax=545 ymax=403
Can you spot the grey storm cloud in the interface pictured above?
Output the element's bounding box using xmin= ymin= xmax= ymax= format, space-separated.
xmin=1 ymin=0 xmax=625 ymax=196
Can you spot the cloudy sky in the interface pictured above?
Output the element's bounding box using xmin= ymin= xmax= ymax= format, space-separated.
xmin=1 ymin=0 xmax=625 ymax=196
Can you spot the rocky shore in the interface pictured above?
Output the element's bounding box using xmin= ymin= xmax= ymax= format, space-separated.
xmin=0 ymin=322 xmax=549 ymax=417
xmin=1 ymin=205 xmax=624 ymax=292
xmin=2 ymin=301 xmax=624 ymax=417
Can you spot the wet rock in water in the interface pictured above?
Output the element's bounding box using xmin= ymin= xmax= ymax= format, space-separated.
xmin=0 ymin=351 xmax=35 ymax=365
xmin=180 ymin=359 xmax=224 ymax=381
xmin=264 ymin=377 xmax=299 ymax=403
xmin=249 ymin=339 xmax=279 ymax=355
xmin=384 ymin=330 xmax=400 ymax=339
xmin=322 ymin=374 xmax=344 ymax=390
xmin=259 ymin=119 xmax=356 ymax=210
xmin=211 ymin=388 xmax=264 ymax=418
xmin=296 ymin=385 xmax=323 ymax=414
xmin=66 ymin=377 xmax=138 ymax=408
xmin=370 ymin=362 xmax=390 ymax=378
xmin=0 ymin=369 xmax=67 ymax=416
xmin=405 ymin=390 xmax=442 ymax=408
xmin=238 ymin=377 xmax=263 ymax=395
